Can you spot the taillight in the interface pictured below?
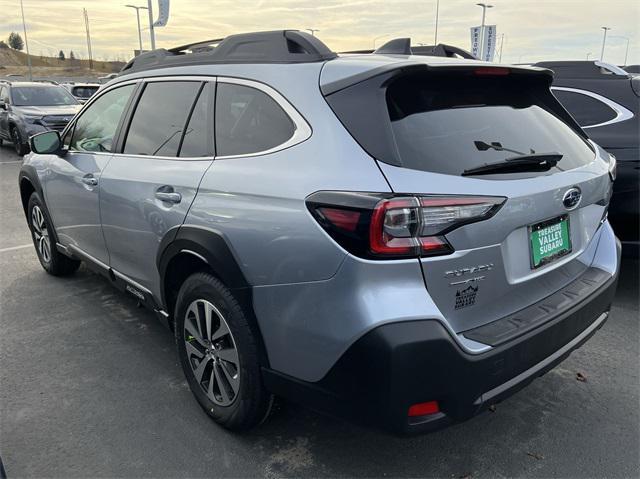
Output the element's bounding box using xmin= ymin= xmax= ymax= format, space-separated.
xmin=368 ymin=196 xmax=503 ymax=257
xmin=307 ymin=191 xmax=505 ymax=260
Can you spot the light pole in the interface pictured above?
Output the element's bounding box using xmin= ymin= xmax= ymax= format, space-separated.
xmin=19 ymin=0 xmax=32 ymax=81
xmin=306 ymin=29 xmax=319 ymax=36
xmin=125 ymin=5 xmax=148 ymax=54
xmin=434 ymin=0 xmax=440 ymax=44
xmin=476 ymin=3 xmax=493 ymax=60
xmin=610 ymin=35 xmax=630 ymax=66
xmin=146 ymin=0 xmax=156 ymax=50
xmin=600 ymin=26 xmax=611 ymax=61
xmin=373 ymin=34 xmax=390 ymax=49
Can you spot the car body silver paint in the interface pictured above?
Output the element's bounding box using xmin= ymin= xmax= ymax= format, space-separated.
xmin=185 ymin=65 xmax=391 ymax=286
xmin=251 ymin=219 xmax=618 ymax=382
xmin=41 ymin=149 xmax=112 ymax=264
xmin=23 ymin=56 xmax=620 ymax=385
xmin=99 ymin=155 xmax=213 ymax=301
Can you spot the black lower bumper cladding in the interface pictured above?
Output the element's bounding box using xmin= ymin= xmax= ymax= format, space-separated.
xmin=263 ymin=260 xmax=619 ymax=434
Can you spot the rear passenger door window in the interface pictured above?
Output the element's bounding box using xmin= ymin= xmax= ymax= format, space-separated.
xmin=215 ymin=82 xmax=295 ymax=157
xmin=180 ymin=82 xmax=213 ymax=157
xmin=124 ymin=81 xmax=202 ymax=156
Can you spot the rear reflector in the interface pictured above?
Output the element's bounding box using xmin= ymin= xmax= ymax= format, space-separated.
xmin=408 ymin=401 xmax=440 ymax=417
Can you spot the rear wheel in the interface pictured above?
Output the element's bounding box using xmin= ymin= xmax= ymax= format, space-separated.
xmin=11 ymin=126 xmax=28 ymax=156
xmin=175 ymin=272 xmax=273 ymax=431
xmin=28 ymin=192 xmax=81 ymax=276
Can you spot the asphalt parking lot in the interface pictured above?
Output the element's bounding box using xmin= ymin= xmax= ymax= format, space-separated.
xmin=0 ymin=144 xmax=638 ymax=478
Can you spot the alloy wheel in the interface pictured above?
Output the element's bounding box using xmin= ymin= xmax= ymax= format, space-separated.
xmin=183 ymin=299 xmax=240 ymax=406
xmin=31 ymin=205 xmax=51 ymax=263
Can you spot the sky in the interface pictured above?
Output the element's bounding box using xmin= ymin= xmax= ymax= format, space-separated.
xmin=0 ymin=0 xmax=638 ymax=65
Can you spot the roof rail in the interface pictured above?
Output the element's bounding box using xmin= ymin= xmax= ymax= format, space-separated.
xmin=120 ymin=30 xmax=337 ymax=75
xmin=340 ymin=40 xmax=475 ymax=59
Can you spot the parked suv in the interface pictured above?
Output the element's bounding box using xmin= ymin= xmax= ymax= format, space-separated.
xmin=0 ymin=81 xmax=81 ymax=155
xmin=533 ymin=61 xmax=639 ymax=246
xmin=61 ymin=82 xmax=100 ymax=104
xmin=19 ymin=31 xmax=620 ymax=433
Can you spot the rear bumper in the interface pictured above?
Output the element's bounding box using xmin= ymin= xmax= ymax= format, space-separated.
xmin=263 ymin=240 xmax=620 ymax=434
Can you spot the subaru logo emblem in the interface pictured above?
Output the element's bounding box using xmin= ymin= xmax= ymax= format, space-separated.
xmin=562 ymin=187 xmax=582 ymax=210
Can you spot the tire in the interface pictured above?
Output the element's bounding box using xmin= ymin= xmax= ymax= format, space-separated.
xmin=175 ymin=272 xmax=273 ymax=431
xmin=27 ymin=192 xmax=81 ymax=276
xmin=11 ymin=126 xmax=29 ymax=156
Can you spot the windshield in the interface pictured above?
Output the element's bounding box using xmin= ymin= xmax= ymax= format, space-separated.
xmin=385 ymin=74 xmax=595 ymax=177
xmin=11 ymin=86 xmax=79 ymax=106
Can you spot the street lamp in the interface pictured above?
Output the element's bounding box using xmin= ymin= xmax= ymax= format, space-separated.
xmin=610 ymin=35 xmax=630 ymax=66
xmin=434 ymin=0 xmax=440 ymax=44
xmin=476 ymin=3 xmax=493 ymax=60
xmin=125 ymin=4 xmax=148 ymax=54
xmin=373 ymin=34 xmax=390 ymax=49
xmin=600 ymin=26 xmax=611 ymax=61
xmin=306 ymin=29 xmax=319 ymax=36
xmin=19 ymin=0 xmax=32 ymax=81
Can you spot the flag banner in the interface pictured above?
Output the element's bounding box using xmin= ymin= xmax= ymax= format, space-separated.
xmin=470 ymin=26 xmax=481 ymax=59
xmin=153 ymin=0 xmax=170 ymax=27
xmin=483 ymin=25 xmax=497 ymax=61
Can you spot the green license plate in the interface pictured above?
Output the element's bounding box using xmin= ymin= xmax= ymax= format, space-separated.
xmin=529 ymin=215 xmax=572 ymax=269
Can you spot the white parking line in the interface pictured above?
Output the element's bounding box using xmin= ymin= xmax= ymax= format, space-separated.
xmin=0 ymin=161 xmax=23 ymax=165
xmin=0 ymin=244 xmax=32 ymax=253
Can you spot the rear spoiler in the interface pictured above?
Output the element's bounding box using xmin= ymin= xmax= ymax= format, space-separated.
xmin=320 ymin=63 xmax=554 ymax=96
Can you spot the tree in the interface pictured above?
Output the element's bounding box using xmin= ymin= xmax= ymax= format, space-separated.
xmin=0 ymin=40 xmax=8 ymax=49
xmin=69 ymin=50 xmax=75 ymax=60
xmin=58 ymin=50 xmax=65 ymax=61
xmin=8 ymin=32 xmax=24 ymax=51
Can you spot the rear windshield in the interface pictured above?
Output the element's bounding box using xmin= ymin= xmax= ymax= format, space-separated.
xmin=11 ymin=85 xmax=78 ymax=106
xmin=72 ymin=86 xmax=98 ymax=98
xmin=385 ymin=74 xmax=595 ymax=176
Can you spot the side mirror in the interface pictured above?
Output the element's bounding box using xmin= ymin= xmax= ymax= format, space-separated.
xmin=30 ymin=131 xmax=61 ymax=154
xmin=0 ymin=100 xmax=6 ymax=110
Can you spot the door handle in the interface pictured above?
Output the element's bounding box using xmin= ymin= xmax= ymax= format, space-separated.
xmin=155 ymin=186 xmax=182 ymax=204
xmin=82 ymin=175 xmax=98 ymax=187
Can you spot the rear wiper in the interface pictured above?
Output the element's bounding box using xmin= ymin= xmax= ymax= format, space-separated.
xmin=462 ymin=152 xmax=563 ymax=177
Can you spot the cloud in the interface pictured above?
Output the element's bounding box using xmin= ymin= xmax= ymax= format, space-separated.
xmin=0 ymin=0 xmax=637 ymax=64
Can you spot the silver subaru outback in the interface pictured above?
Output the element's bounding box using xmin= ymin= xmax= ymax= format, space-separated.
xmin=19 ymin=31 xmax=620 ymax=433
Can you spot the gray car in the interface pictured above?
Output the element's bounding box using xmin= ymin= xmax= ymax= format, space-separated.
xmin=18 ymin=31 xmax=621 ymax=434
xmin=0 ymin=81 xmax=80 ymax=155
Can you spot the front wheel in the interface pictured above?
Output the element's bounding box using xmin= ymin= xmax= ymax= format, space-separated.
xmin=28 ymin=192 xmax=81 ymax=276
xmin=11 ymin=127 xmax=29 ymax=156
xmin=175 ymin=272 xmax=273 ymax=431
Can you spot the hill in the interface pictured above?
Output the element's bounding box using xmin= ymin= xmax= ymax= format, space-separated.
xmin=0 ymin=46 xmax=125 ymax=78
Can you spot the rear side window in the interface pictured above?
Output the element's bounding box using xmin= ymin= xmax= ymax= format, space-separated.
xmin=552 ymin=89 xmax=617 ymax=127
xmin=215 ymin=83 xmax=295 ymax=157
xmin=124 ymin=81 xmax=201 ymax=156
